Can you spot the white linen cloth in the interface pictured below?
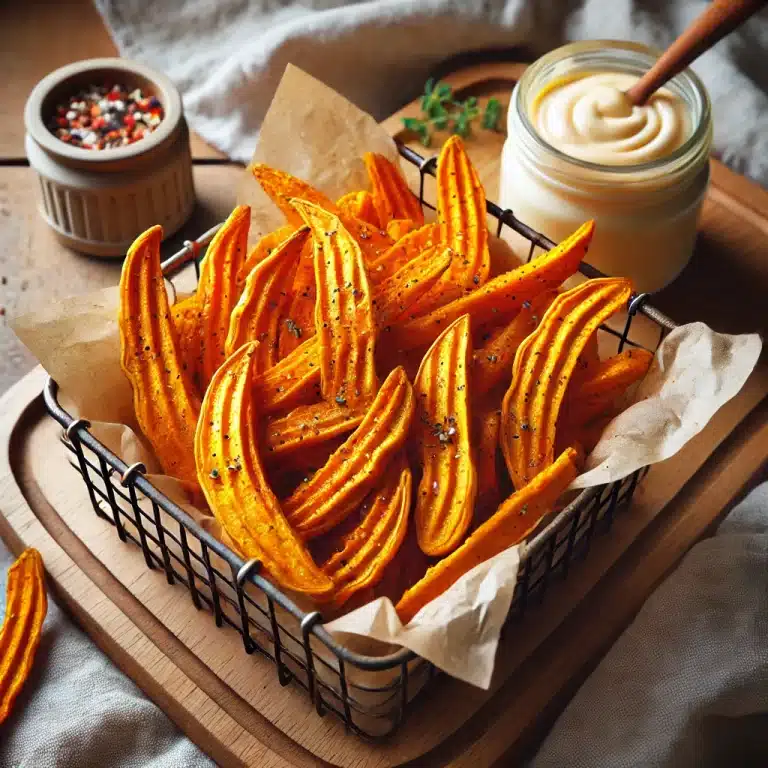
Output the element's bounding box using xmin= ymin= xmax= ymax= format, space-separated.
xmin=94 ymin=0 xmax=768 ymax=185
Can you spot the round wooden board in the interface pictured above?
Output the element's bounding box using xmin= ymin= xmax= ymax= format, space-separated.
xmin=2 ymin=61 xmax=768 ymax=767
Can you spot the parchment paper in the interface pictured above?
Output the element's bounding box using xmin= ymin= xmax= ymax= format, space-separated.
xmin=12 ymin=66 xmax=763 ymax=689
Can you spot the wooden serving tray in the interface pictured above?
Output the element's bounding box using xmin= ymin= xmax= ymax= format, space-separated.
xmin=2 ymin=62 xmax=768 ymax=767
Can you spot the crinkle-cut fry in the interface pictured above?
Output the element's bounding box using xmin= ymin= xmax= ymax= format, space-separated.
xmin=195 ymin=342 xmax=334 ymax=599
xmin=386 ymin=219 xmax=417 ymax=241
xmin=413 ymin=314 xmax=477 ymax=556
xmin=238 ymin=224 xmax=296 ymax=285
xmin=337 ymin=190 xmax=379 ymax=227
xmin=501 ymin=278 xmax=633 ymax=489
xmin=171 ymin=293 xmax=204 ymax=395
xmin=253 ymin=336 xmax=321 ymax=413
xmin=390 ymin=220 xmax=595 ymax=351
xmin=373 ymin=245 xmax=452 ymax=325
xmin=198 ymin=205 xmax=250 ymax=388
xmin=226 ymin=227 xmax=308 ymax=368
xmin=322 ymin=459 xmax=411 ymax=609
xmin=292 ymin=200 xmax=378 ymax=408
xmin=396 ymin=447 xmax=580 ymax=624
xmin=283 ymin=367 xmax=415 ymax=540
xmin=264 ymin=400 xmax=364 ymax=458
xmin=0 ymin=549 xmax=47 ymax=725
xmin=252 ymin=164 xmax=337 ymax=226
xmin=408 ymin=135 xmax=488 ymax=312
xmin=251 ymin=164 xmax=393 ymax=265
xmin=119 ymin=226 xmax=201 ymax=490
xmin=364 ymin=152 xmax=424 ymax=227
xmin=475 ymin=406 xmax=501 ymax=513
xmin=277 ymin=238 xmax=316 ymax=360
xmin=556 ymin=411 xmax=615 ymax=457
xmin=368 ymin=223 xmax=440 ymax=285
xmin=473 ymin=291 xmax=557 ymax=397
xmin=562 ymin=347 xmax=653 ymax=426
xmin=571 ymin=330 xmax=601 ymax=386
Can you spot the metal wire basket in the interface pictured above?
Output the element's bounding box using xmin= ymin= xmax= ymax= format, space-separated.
xmin=43 ymin=141 xmax=676 ymax=741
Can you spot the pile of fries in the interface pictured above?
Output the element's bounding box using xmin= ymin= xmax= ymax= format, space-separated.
xmin=117 ymin=136 xmax=652 ymax=623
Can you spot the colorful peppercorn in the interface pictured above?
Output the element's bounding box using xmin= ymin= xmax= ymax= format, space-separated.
xmin=47 ymin=84 xmax=164 ymax=150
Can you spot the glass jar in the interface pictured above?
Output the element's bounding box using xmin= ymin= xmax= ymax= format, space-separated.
xmin=499 ymin=40 xmax=713 ymax=293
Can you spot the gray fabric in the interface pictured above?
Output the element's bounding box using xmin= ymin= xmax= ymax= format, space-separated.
xmin=532 ymin=481 xmax=768 ymax=768
xmin=94 ymin=0 xmax=768 ymax=186
xmin=0 ymin=543 xmax=214 ymax=768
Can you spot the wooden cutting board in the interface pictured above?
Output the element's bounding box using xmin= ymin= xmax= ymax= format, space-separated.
xmin=1 ymin=62 xmax=767 ymax=767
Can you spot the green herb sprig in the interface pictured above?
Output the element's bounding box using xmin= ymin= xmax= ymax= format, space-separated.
xmin=402 ymin=80 xmax=503 ymax=147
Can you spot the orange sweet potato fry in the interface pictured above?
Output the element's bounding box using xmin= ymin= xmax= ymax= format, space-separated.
xmin=263 ymin=400 xmax=364 ymax=458
xmin=238 ymin=224 xmax=296 ymax=285
xmin=322 ymin=458 xmax=412 ymax=609
xmin=367 ymin=223 xmax=440 ymax=285
xmin=396 ymin=446 xmax=580 ymax=624
xmin=276 ymin=237 xmax=316 ymax=360
xmin=475 ymin=406 xmax=501 ymax=514
xmin=283 ymin=367 xmax=415 ymax=540
xmin=412 ymin=314 xmax=477 ymax=556
xmin=253 ymin=336 xmax=321 ymax=413
xmin=251 ymin=164 xmax=392 ymax=265
xmin=292 ymin=200 xmax=378 ymax=408
xmin=386 ymin=219 xmax=417 ymax=241
xmin=195 ymin=342 xmax=334 ymax=599
xmin=119 ymin=226 xmax=201 ymax=490
xmin=337 ymin=190 xmax=379 ymax=227
xmin=198 ymin=205 xmax=250 ymax=388
xmin=563 ymin=347 xmax=653 ymax=426
xmin=364 ymin=152 xmax=424 ymax=228
xmin=408 ymin=136 xmax=490 ymax=313
xmin=500 ymin=278 xmax=633 ymax=489
xmin=389 ymin=220 xmax=595 ymax=351
xmin=472 ymin=291 xmax=558 ymax=397
xmin=570 ymin=330 xmax=601 ymax=387
xmin=373 ymin=245 xmax=452 ymax=325
xmin=226 ymin=227 xmax=309 ymax=369
xmin=171 ymin=293 xmax=204 ymax=395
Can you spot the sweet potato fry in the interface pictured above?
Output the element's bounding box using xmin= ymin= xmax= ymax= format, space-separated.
xmin=413 ymin=314 xmax=477 ymax=556
xmin=264 ymin=400 xmax=364 ymax=458
xmin=475 ymin=406 xmax=501 ymax=514
xmin=119 ymin=226 xmax=201 ymax=491
xmin=364 ymin=152 xmax=424 ymax=227
xmin=336 ymin=190 xmax=379 ymax=227
xmin=198 ymin=205 xmax=250 ymax=388
xmin=237 ymin=224 xmax=296 ymax=285
xmin=561 ymin=347 xmax=653 ymax=427
xmin=171 ymin=294 xmax=204 ymax=395
xmin=283 ymin=367 xmax=415 ymax=539
xmin=292 ymin=200 xmax=378 ymax=408
xmin=226 ymin=227 xmax=309 ymax=369
xmin=570 ymin=330 xmax=601 ymax=387
xmin=472 ymin=291 xmax=558 ymax=397
xmin=253 ymin=336 xmax=321 ymax=413
xmin=389 ymin=220 xmax=594 ymax=351
xmin=367 ymin=223 xmax=440 ymax=285
xmin=373 ymin=245 xmax=452 ymax=325
xmin=500 ymin=277 xmax=633 ymax=489
xmin=322 ymin=459 xmax=411 ymax=609
xmin=386 ymin=219 xmax=417 ymax=241
xmin=194 ymin=342 xmax=334 ymax=599
xmin=276 ymin=237 xmax=316 ymax=360
xmin=396 ymin=446 xmax=580 ymax=624
xmin=251 ymin=164 xmax=392 ymax=265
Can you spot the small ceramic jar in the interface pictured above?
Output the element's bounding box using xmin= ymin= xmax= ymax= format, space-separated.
xmin=25 ymin=58 xmax=195 ymax=258
xmin=500 ymin=41 xmax=713 ymax=293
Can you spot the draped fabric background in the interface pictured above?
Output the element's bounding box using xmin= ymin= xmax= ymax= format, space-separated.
xmin=3 ymin=1 xmax=768 ymax=765
xmin=94 ymin=0 xmax=768 ymax=185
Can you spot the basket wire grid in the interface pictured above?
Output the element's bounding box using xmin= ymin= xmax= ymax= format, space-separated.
xmin=44 ymin=140 xmax=676 ymax=740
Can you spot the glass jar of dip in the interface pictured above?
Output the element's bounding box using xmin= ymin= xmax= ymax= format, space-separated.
xmin=499 ymin=40 xmax=712 ymax=292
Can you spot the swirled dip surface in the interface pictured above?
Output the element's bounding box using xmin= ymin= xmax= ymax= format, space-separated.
xmin=532 ymin=73 xmax=690 ymax=165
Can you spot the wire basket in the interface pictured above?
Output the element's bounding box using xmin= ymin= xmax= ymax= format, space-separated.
xmin=43 ymin=141 xmax=676 ymax=741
